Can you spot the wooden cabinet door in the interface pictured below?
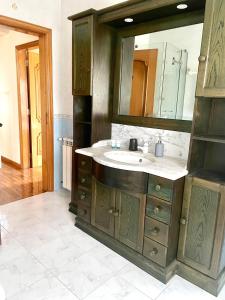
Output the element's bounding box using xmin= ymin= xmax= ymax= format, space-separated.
xmin=115 ymin=190 xmax=146 ymax=253
xmin=72 ymin=15 xmax=93 ymax=96
xmin=196 ymin=0 xmax=225 ymax=97
xmin=177 ymin=176 xmax=225 ymax=278
xmin=91 ymin=178 xmax=115 ymax=237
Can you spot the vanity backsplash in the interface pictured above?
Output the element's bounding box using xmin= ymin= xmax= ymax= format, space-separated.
xmin=111 ymin=124 xmax=190 ymax=160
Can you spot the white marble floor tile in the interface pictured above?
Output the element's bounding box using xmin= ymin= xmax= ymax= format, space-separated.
xmin=11 ymin=223 xmax=60 ymax=251
xmin=118 ymin=264 xmax=167 ymax=299
xmin=59 ymin=227 xmax=101 ymax=252
xmin=31 ymin=236 xmax=84 ymax=274
xmin=0 ymin=227 xmax=28 ymax=265
xmin=91 ymin=244 xmax=129 ymax=274
xmin=0 ymin=253 xmax=48 ymax=298
xmin=85 ymin=276 xmax=152 ymax=300
xmin=1 ymin=190 xmax=224 ymax=300
xmin=156 ymin=275 xmax=217 ymax=300
xmin=7 ymin=276 xmax=79 ymax=300
xmin=56 ymin=251 xmax=115 ymax=299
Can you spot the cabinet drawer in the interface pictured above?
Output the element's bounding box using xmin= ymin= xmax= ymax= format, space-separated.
xmin=143 ymin=237 xmax=167 ymax=267
xmin=78 ymin=154 xmax=92 ymax=172
xmin=148 ymin=175 xmax=173 ymax=202
xmin=144 ymin=217 xmax=169 ymax=246
xmin=78 ymin=170 xmax=92 ymax=190
xmin=77 ymin=188 xmax=91 ymax=205
xmin=146 ymin=197 xmax=171 ymax=225
xmin=77 ymin=203 xmax=91 ymax=223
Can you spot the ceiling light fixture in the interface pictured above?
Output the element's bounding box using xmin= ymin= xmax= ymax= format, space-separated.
xmin=124 ymin=17 xmax=133 ymax=23
xmin=177 ymin=4 xmax=188 ymax=9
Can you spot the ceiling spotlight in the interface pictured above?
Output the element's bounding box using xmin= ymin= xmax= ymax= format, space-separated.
xmin=177 ymin=4 xmax=188 ymax=9
xmin=124 ymin=18 xmax=133 ymax=23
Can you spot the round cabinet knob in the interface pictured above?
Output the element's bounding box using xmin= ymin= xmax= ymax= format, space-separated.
xmin=151 ymin=227 xmax=159 ymax=236
xmin=81 ymin=177 xmax=86 ymax=184
xmin=81 ymin=160 xmax=86 ymax=166
xmin=108 ymin=208 xmax=114 ymax=214
xmin=155 ymin=184 xmax=161 ymax=192
xmin=153 ymin=206 xmax=161 ymax=214
xmin=150 ymin=248 xmax=158 ymax=256
xmin=78 ymin=208 xmax=86 ymax=216
xmin=113 ymin=210 xmax=119 ymax=217
xmin=180 ymin=217 xmax=187 ymax=225
xmin=198 ymin=55 xmax=207 ymax=62
xmin=80 ymin=193 xmax=86 ymax=200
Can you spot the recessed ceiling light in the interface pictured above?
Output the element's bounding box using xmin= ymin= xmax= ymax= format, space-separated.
xmin=177 ymin=4 xmax=188 ymax=9
xmin=124 ymin=18 xmax=133 ymax=23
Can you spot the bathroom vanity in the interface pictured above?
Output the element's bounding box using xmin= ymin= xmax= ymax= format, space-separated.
xmin=69 ymin=0 xmax=225 ymax=296
xmin=75 ymin=145 xmax=186 ymax=282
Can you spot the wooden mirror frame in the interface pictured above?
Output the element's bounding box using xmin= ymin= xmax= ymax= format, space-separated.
xmin=112 ymin=10 xmax=204 ymax=132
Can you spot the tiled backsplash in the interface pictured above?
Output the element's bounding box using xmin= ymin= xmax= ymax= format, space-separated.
xmin=111 ymin=123 xmax=191 ymax=160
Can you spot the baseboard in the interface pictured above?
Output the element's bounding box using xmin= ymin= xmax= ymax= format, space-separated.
xmin=1 ymin=156 xmax=21 ymax=169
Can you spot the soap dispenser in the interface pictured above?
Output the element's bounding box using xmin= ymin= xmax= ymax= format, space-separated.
xmin=155 ymin=135 xmax=164 ymax=157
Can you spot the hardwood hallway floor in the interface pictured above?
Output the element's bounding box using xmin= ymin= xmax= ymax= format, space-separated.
xmin=0 ymin=163 xmax=42 ymax=205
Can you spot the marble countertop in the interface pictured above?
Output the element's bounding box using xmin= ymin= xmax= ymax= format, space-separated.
xmin=75 ymin=145 xmax=188 ymax=180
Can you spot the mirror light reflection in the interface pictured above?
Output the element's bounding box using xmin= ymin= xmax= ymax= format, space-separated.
xmin=119 ymin=23 xmax=203 ymax=121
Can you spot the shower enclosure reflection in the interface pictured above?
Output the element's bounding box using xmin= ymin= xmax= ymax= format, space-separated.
xmin=118 ymin=23 xmax=203 ymax=120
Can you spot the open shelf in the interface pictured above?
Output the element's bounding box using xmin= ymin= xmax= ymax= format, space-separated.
xmin=190 ymin=169 xmax=225 ymax=184
xmin=74 ymin=96 xmax=92 ymax=123
xmin=192 ymin=135 xmax=225 ymax=144
xmin=75 ymin=121 xmax=92 ymax=125
xmin=193 ymin=98 xmax=225 ymax=138
xmin=189 ymin=139 xmax=225 ymax=175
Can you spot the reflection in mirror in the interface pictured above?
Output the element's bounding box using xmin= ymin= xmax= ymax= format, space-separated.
xmin=119 ymin=23 xmax=203 ymax=120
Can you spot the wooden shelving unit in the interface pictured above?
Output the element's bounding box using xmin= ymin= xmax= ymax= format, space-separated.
xmin=68 ymin=13 xmax=114 ymax=214
xmin=188 ymin=98 xmax=225 ymax=183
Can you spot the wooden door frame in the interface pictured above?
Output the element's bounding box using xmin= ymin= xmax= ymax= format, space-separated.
xmin=0 ymin=15 xmax=54 ymax=191
xmin=16 ymin=40 xmax=39 ymax=170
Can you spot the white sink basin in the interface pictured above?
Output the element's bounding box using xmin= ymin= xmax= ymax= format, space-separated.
xmin=104 ymin=151 xmax=151 ymax=165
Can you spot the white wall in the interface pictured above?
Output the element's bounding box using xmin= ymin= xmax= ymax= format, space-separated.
xmin=59 ymin=0 xmax=126 ymax=116
xmin=0 ymin=0 xmax=61 ymax=113
xmin=0 ymin=28 xmax=37 ymax=163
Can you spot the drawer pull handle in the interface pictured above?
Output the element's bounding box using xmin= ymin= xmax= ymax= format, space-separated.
xmin=153 ymin=206 xmax=161 ymax=214
xmin=113 ymin=210 xmax=120 ymax=217
xmin=81 ymin=160 xmax=86 ymax=166
xmin=80 ymin=193 xmax=86 ymax=200
xmin=150 ymin=248 xmax=158 ymax=256
xmin=155 ymin=184 xmax=161 ymax=192
xmin=180 ymin=217 xmax=187 ymax=225
xmin=198 ymin=55 xmax=207 ymax=62
xmin=81 ymin=177 xmax=86 ymax=184
xmin=78 ymin=209 xmax=87 ymax=216
xmin=108 ymin=208 xmax=114 ymax=214
xmin=151 ymin=227 xmax=159 ymax=236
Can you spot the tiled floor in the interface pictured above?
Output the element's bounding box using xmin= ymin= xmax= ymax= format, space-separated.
xmin=0 ymin=190 xmax=225 ymax=300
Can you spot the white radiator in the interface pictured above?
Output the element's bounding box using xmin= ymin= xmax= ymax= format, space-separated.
xmin=61 ymin=138 xmax=73 ymax=191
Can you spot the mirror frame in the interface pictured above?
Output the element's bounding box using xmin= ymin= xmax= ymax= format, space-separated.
xmin=112 ymin=10 xmax=204 ymax=132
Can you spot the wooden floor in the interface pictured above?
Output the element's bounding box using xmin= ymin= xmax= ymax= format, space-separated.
xmin=0 ymin=163 xmax=43 ymax=205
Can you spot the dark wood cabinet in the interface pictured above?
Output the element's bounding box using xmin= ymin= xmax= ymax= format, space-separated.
xmin=92 ymin=178 xmax=146 ymax=251
xmin=69 ymin=12 xmax=113 ymax=213
xmin=178 ymin=176 xmax=225 ymax=279
xmin=196 ymin=0 xmax=225 ymax=98
xmin=72 ymin=16 xmax=93 ymax=96
xmin=92 ymin=179 xmax=115 ymax=236
xmin=115 ymin=190 xmax=146 ymax=253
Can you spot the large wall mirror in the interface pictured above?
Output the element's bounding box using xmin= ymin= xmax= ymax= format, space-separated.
xmin=113 ymin=21 xmax=204 ymax=132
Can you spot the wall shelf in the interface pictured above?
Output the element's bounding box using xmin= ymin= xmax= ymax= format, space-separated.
xmin=192 ymin=135 xmax=225 ymax=144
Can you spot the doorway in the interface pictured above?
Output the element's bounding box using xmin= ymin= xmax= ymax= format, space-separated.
xmin=0 ymin=16 xmax=54 ymax=204
xmin=16 ymin=41 xmax=42 ymax=170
